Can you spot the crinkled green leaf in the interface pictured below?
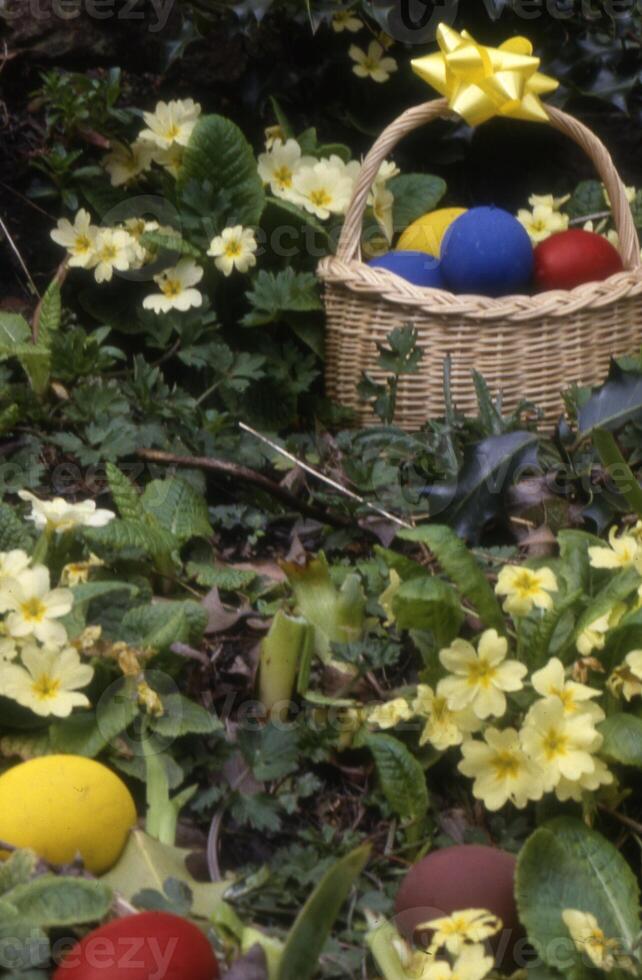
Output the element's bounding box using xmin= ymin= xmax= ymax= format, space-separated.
xmin=364 ymin=733 xmax=428 ymax=822
xmin=141 ymin=477 xmax=212 ymax=543
xmin=8 ymin=877 xmax=112 ymax=927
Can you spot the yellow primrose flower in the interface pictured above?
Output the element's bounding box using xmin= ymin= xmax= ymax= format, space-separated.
xmin=517 ymin=203 xmax=568 ymax=243
xmin=418 ymin=909 xmax=502 ymax=956
xmin=102 ymin=139 xmax=154 ymax=187
xmin=368 ymin=697 xmax=412 ymax=729
xmin=0 ymin=566 xmax=73 ymax=647
xmin=528 ymin=192 xmax=570 ymax=210
xmin=576 ymin=602 xmax=626 ymax=656
xmin=349 ymin=41 xmax=398 ymax=83
xmin=495 ymin=565 xmax=558 ymax=617
xmin=50 ymin=208 xmax=99 ymax=268
xmin=371 ymin=183 xmax=395 ymax=242
xmin=531 ymin=657 xmax=601 ymax=714
xmin=378 ymin=569 xmax=401 ymax=626
xmin=459 ymin=727 xmax=544 ymax=810
xmin=60 ymin=554 xmax=105 ymax=587
xmin=90 ymin=228 xmax=137 ymax=283
xmin=608 ymin=649 xmax=642 ymax=701
xmin=555 ymin=756 xmax=614 ymax=803
xmin=520 ymin=699 xmax=600 ymax=790
xmin=139 ymin=98 xmax=201 ymax=149
xmin=332 ymin=9 xmax=362 ymax=32
xmin=412 ymin=683 xmax=480 ymax=751
xmin=588 ymin=526 xmax=639 ymax=568
xmin=207 ymin=225 xmax=258 ymax=276
xmin=0 ymin=550 xmax=31 ymax=592
xmin=289 ymin=158 xmax=355 ymax=220
xmin=151 ymin=143 xmax=184 ymax=177
xmin=0 ymin=644 xmax=93 ymax=718
xmin=18 ymin=490 xmax=115 ymax=533
xmin=143 ymin=258 xmax=204 ymax=314
xmin=257 ymin=139 xmax=313 ymax=195
xmin=417 ymin=942 xmax=494 ymax=980
xmin=439 ymin=629 xmax=527 ymax=720
xmin=562 ymin=909 xmax=620 ymax=972
xmin=0 ymin=637 xmax=18 ymax=662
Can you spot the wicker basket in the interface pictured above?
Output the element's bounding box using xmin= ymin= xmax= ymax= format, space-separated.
xmin=317 ymin=98 xmax=642 ymax=428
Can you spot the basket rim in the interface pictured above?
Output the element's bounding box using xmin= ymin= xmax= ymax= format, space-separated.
xmin=317 ymin=256 xmax=642 ymax=323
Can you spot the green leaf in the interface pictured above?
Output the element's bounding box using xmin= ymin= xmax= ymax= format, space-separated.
xmin=389 ymin=174 xmax=447 ymax=233
xmin=573 ymin=566 xmax=640 ymax=645
xmin=84 ymin=519 xmax=177 ymax=567
xmin=0 ymin=920 xmax=48 ymax=971
xmin=558 ymin=530 xmax=604 ymax=594
xmin=566 ymin=179 xmax=605 ymax=220
xmin=186 ymin=561 xmax=256 ymax=591
xmin=422 ymin=432 xmax=540 ymax=545
xmin=150 ymin=694 xmax=220 ymax=738
xmin=0 ymin=313 xmax=31 ymax=346
xmin=141 ymin=477 xmax=212 ymax=543
xmin=598 ymin=713 xmax=642 ymax=766
xmin=122 ymin=600 xmax=208 ymax=651
xmin=529 ymin=589 xmax=583 ymax=664
xmin=277 ymin=844 xmax=371 ymax=980
xmin=50 ymin=679 xmax=139 ymax=757
xmin=178 ymin=114 xmax=265 ymax=225
xmin=393 ymin=576 xmax=463 ymax=646
xmin=7 ymin=877 xmax=112 ymax=926
xmin=516 ymin=818 xmax=640 ymax=973
xmin=139 ymin=230 xmax=202 ymax=258
xmin=36 ymin=281 xmax=62 ymax=350
xmin=579 ymin=361 xmax=642 ymax=434
xmin=106 ymin=462 xmax=143 ymax=521
xmin=100 ymin=829 xmax=228 ymax=919
xmin=397 ymin=524 xmax=504 ymax=631
xmin=0 ymin=503 xmax=32 ymax=551
xmin=0 ymin=850 xmax=37 ymax=896
xmin=364 ymin=733 xmax=429 ymax=822
xmin=243 ymin=268 xmax=322 ymax=327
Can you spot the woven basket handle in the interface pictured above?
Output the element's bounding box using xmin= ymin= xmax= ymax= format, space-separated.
xmin=336 ymin=98 xmax=641 ymax=271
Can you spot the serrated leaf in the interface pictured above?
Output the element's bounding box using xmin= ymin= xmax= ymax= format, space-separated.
xmin=389 ymin=174 xmax=447 ymax=232
xmin=178 ymin=115 xmax=265 ymax=225
xmin=122 ymin=600 xmax=208 ymax=651
xmin=392 ymin=576 xmax=463 ymax=646
xmin=84 ymin=519 xmax=177 ymax=566
xmin=186 ymin=561 xmax=257 ymax=591
xmin=106 ymin=462 xmax=143 ymax=521
xmin=243 ymin=269 xmax=322 ymax=327
xmin=579 ymin=361 xmax=642 ymax=434
xmin=0 ymin=503 xmax=32 ymax=551
xmin=151 ymin=694 xmax=220 ymax=738
xmin=397 ymin=524 xmax=504 ymax=631
xmin=277 ymin=844 xmax=371 ymax=980
xmin=598 ymin=713 xmax=642 ymax=766
xmin=0 ymin=850 xmax=37 ymax=896
xmin=36 ymin=281 xmax=61 ymax=350
xmin=516 ymin=819 xmax=640 ymax=973
xmin=141 ymin=477 xmax=212 ymax=543
xmin=7 ymin=877 xmax=112 ymax=926
xmin=364 ymin=733 xmax=429 ymax=822
xmin=100 ymin=829 xmax=228 ymax=919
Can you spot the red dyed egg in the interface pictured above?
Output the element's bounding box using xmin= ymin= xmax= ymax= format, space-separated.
xmin=53 ymin=911 xmax=219 ymax=980
xmin=394 ymin=845 xmax=519 ymax=944
xmin=533 ymin=229 xmax=623 ymax=291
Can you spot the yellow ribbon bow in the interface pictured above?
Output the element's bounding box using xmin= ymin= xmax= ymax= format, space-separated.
xmin=411 ymin=23 xmax=559 ymax=126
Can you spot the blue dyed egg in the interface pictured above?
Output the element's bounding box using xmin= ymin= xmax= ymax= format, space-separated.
xmin=440 ymin=206 xmax=534 ymax=297
xmin=368 ymin=250 xmax=445 ymax=288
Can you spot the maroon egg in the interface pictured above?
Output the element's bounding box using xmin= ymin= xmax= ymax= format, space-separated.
xmin=394 ymin=845 xmax=521 ymax=965
xmin=533 ymin=228 xmax=623 ymax=292
xmin=52 ymin=911 xmax=219 ymax=980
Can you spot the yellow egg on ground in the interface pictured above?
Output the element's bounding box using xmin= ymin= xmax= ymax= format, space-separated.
xmin=397 ymin=207 xmax=467 ymax=256
xmin=0 ymin=755 xmax=136 ymax=873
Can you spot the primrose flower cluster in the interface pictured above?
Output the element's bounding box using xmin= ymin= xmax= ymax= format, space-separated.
xmin=0 ymin=493 xmax=116 ymax=718
xmin=517 ymin=183 xmax=639 ymax=255
xmin=371 ymin=524 xmax=642 ymax=812
xmin=388 ymin=907 xmax=499 ymax=980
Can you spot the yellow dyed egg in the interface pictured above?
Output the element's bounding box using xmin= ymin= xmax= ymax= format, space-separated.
xmin=397 ymin=207 xmax=467 ymax=256
xmin=0 ymin=755 xmax=136 ymax=873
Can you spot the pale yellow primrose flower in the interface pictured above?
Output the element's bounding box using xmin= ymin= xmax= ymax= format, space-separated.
xmin=412 ymin=683 xmax=480 ymax=751
xmin=562 ymin=909 xmax=620 ymax=972
xmin=207 ymin=226 xmax=258 ymax=276
xmin=332 ymin=9 xmax=362 ymax=32
xmin=50 ymin=209 xmax=98 ymax=268
xmin=576 ymin=602 xmax=626 ymax=656
xmin=103 ymin=139 xmax=154 ymax=187
xmin=531 ymin=657 xmax=601 ymax=715
xmin=495 ymin=565 xmax=558 ymax=617
xmin=0 ymin=644 xmax=93 ymax=718
xmin=459 ymin=726 xmax=544 ymax=810
xmin=152 ymin=144 xmax=184 ymax=177
xmin=517 ymin=203 xmax=568 ymax=243
xmin=60 ymin=554 xmax=105 ymax=587
xmin=520 ymin=699 xmax=601 ymax=791
xmin=439 ymin=629 xmax=527 ymax=720
xmin=289 ymin=158 xmax=355 ymax=220
xmin=368 ymin=697 xmax=413 ymax=729
xmin=143 ymin=258 xmax=204 ymax=314
xmin=90 ymin=228 xmax=137 ymax=284
xmin=418 ymin=909 xmax=502 ymax=956
xmin=139 ymin=98 xmax=201 ymax=149
xmin=528 ymin=192 xmax=570 ymax=210
xmin=257 ymin=138 xmax=313 ymax=195
xmin=416 ymin=941 xmax=494 ymax=980
xmin=555 ymin=756 xmax=614 ymax=803
xmin=0 ymin=566 xmax=72 ymax=647
xmin=0 ymin=550 xmax=31 ymax=590
xmin=0 ymin=637 xmax=18 ymax=662
xmin=18 ymin=491 xmax=115 ymax=533
xmin=589 ymin=526 xmax=639 ymax=568
xmin=349 ymin=41 xmax=398 ymax=83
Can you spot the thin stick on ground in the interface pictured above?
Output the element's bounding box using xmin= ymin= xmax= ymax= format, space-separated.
xmin=0 ymin=212 xmax=40 ymax=298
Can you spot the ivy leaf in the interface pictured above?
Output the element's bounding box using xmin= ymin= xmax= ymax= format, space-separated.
xmin=392 ymin=576 xmax=463 ymax=646
xmin=598 ymin=713 xmax=642 ymax=767
xmin=389 ymin=174 xmax=447 ymax=232
xmin=579 ymin=361 xmax=642 ymax=434
xmin=364 ymin=733 xmax=429 ymax=823
xmin=178 ymin=115 xmax=265 ymax=225
xmin=397 ymin=524 xmax=504 ymax=630
xmin=516 ymin=818 xmax=640 ymax=973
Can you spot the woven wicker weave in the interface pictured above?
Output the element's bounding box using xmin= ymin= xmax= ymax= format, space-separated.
xmin=317 ymin=98 xmax=642 ymax=428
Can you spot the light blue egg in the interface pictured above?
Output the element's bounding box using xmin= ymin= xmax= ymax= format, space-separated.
xmin=440 ymin=206 xmax=534 ymax=297
xmin=368 ymin=250 xmax=445 ymax=288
